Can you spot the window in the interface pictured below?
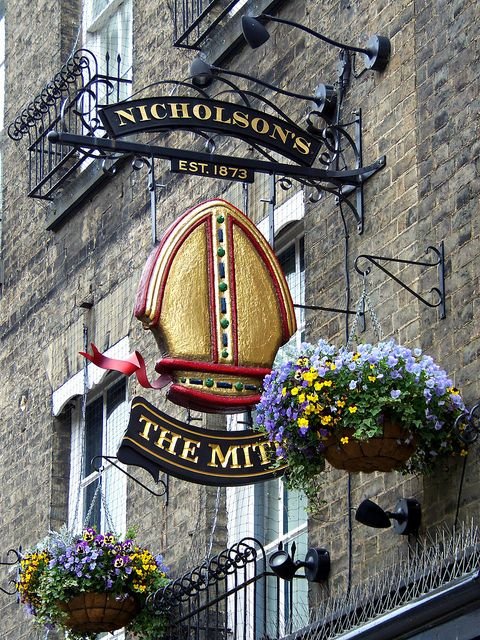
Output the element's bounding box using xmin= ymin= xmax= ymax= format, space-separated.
xmin=227 ymin=191 xmax=308 ymax=637
xmin=68 ymin=377 xmax=128 ymax=537
xmin=84 ymin=0 xmax=132 ymax=96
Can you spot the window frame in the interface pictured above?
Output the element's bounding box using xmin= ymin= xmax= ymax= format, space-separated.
xmin=83 ymin=0 xmax=133 ymax=80
xmin=68 ymin=375 xmax=128 ymax=537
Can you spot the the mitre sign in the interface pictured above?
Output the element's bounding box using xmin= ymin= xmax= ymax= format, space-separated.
xmin=82 ymin=199 xmax=296 ymax=413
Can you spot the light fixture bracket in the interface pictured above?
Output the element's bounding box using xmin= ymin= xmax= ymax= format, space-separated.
xmin=356 ymin=497 xmax=422 ymax=536
xmin=269 ymin=546 xmax=331 ymax=582
xmin=242 ymin=14 xmax=391 ymax=74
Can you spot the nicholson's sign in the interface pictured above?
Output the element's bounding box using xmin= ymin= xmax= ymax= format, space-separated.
xmin=117 ymin=397 xmax=285 ymax=486
xmin=99 ymin=97 xmax=321 ymax=166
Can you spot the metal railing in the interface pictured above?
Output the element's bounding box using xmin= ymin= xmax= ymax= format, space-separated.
xmin=150 ymin=537 xmax=306 ymax=640
xmin=8 ymin=49 xmax=132 ymax=200
xmin=173 ymin=0 xmax=246 ymax=49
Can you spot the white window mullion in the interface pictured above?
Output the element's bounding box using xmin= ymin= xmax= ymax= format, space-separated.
xmin=68 ymin=377 xmax=127 ymax=536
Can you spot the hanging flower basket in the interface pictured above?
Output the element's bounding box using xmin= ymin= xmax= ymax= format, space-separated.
xmin=255 ymin=340 xmax=467 ymax=501
xmin=16 ymin=527 xmax=170 ymax=640
xmin=59 ymin=591 xmax=140 ymax=633
xmin=323 ymin=413 xmax=416 ymax=473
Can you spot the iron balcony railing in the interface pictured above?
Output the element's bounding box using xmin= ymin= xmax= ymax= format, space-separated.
xmin=173 ymin=0 xmax=247 ymax=49
xmin=150 ymin=537 xmax=308 ymax=640
xmin=7 ymin=49 xmax=132 ymax=200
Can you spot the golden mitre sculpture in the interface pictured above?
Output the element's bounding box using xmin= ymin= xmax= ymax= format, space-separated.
xmin=134 ymin=199 xmax=297 ymax=413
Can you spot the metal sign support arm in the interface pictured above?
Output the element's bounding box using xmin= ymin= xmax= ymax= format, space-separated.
xmin=354 ymin=242 xmax=446 ymax=319
xmin=47 ymin=131 xmax=386 ymax=189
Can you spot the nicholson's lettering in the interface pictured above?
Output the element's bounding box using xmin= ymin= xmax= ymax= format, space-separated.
xmin=100 ymin=97 xmax=321 ymax=166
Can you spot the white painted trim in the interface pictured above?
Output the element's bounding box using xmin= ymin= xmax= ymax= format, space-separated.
xmin=257 ymin=190 xmax=305 ymax=241
xmin=51 ymin=336 xmax=130 ymax=416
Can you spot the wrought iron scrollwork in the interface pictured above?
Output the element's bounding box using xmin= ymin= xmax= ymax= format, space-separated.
xmin=149 ymin=537 xmax=265 ymax=611
xmin=8 ymin=49 xmax=98 ymax=141
xmin=354 ymin=242 xmax=446 ymax=318
xmin=455 ymin=402 xmax=480 ymax=445
xmin=7 ymin=49 xmax=132 ymax=201
xmin=0 ymin=548 xmax=21 ymax=596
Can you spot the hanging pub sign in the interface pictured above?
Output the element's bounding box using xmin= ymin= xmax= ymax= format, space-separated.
xmin=117 ymin=396 xmax=285 ymax=486
xmin=99 ymin=97 xmax=322 ymax=166
xmin=82 ymin=198 xmax=296 ymax=485
xmin=82 ymin=199 xmax=296 ymax=414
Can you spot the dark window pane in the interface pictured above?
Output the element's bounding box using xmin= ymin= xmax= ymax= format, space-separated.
xmin=84 ymin=480 xmax=101 ymax=530
xmin=278 ymin=244 xmax=295 ymax=277
xmin=106 ymin=378 xmax=126 ymax=420
xmin=83 ymin=396 xmax=103 ymax=477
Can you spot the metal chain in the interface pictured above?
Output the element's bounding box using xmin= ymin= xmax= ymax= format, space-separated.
xmin=72 ymin=324 xmax=90 ymax=530
xmin=347 ymin=274 xmax=383 ymax=349
xmin=83 ymin=471 xmax=117 ymax=534
xmin=100 ymin=476 xmax=117 ymax=533
xmin=83 ymin=481 xmax=101 ymax=528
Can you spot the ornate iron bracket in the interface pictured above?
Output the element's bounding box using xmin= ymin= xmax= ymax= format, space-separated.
xmin=454 ymin=402 xmax=480 ymax=444
xmin=0 ymin=548 xmax=21 ymax=596
xmin=91 ymin=455 xmax=169 ymax=501
xmin=354 ymin=242 xmax=446 ymax=319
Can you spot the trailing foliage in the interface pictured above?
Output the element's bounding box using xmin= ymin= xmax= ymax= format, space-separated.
xmin=16 ymin=525 xmax=170 ymax=640
xmin=256 ymin=340 xmax=467 ymax=499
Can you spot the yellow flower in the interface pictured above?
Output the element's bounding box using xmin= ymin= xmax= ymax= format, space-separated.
xmin=340 ymin=436 xmax=349 ymax=445
xmin=352 ymin=352 xmax=360 ymax=361
xmin=297 ymin=357 xmax=309 ymax=367
xmin=297 ymin=417 xmax=309 ymax=428
xmin=323 ymin=380 xmax=333 ymax=387
xmin=306 ymin=393 xmax=318 ymax=402
xmin=336 ymin=400 xmax=345 ymax=408
xmin=298 ymin=393 xmax=306 ymax=403
xmin=329 ymin=363 xmax=336 ymax=370
xmin=460 ymin=449 xmax=468 ymax=457
xmin=303 ymin=370 xmax=318 ymax=383
xmin=348 ymin=406 xmax=358 ymax=413
xmin=282 ymin=387 xmax=287 ymax=396
xmin=368 ymin=375 xmax=376 ymax=382
xmin=314 ymin=381 xmax=324 ymax=391
xmin=291 ymin=387 xmax=299 ymax=396
xmin=447 ymin=386 xmax=460 ymax=395
xmin=321 ymin=415 xmax=333 ymax=425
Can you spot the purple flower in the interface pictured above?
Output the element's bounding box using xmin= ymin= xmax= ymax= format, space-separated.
xmin=390 ymin=390 xmax=401 ymax=399
xmin=76 ymin=541 xmax=89 ymax=554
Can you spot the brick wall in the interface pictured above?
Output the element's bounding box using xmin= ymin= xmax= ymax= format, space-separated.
xmin=0 ymin=0 xmax=478 ymax=636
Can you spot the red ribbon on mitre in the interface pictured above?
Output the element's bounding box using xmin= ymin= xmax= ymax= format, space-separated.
xmin=80 ymin=343 xmax=171 ymax=390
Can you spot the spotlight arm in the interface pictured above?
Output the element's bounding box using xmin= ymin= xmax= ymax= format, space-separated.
xmin=210 ymin=63 xmax=328 ymax=107
xmin=259 ymin=13 xmax=371 ymax=56
xmin=243 ymin=15 xmax=391 ymax=72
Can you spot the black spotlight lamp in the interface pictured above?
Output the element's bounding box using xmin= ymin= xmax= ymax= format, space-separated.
xmin=355 ymin=498 xmax=421 ymax=536
xmin=269 ymin=547 xmax=330 ymax=583
xmin=190 ymin=57 xmax=337 ymax=118
xmin=190 ymin=57 xmax=215 ymax=88
xmin=241 ymin=14 xmax=391 ymax=72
